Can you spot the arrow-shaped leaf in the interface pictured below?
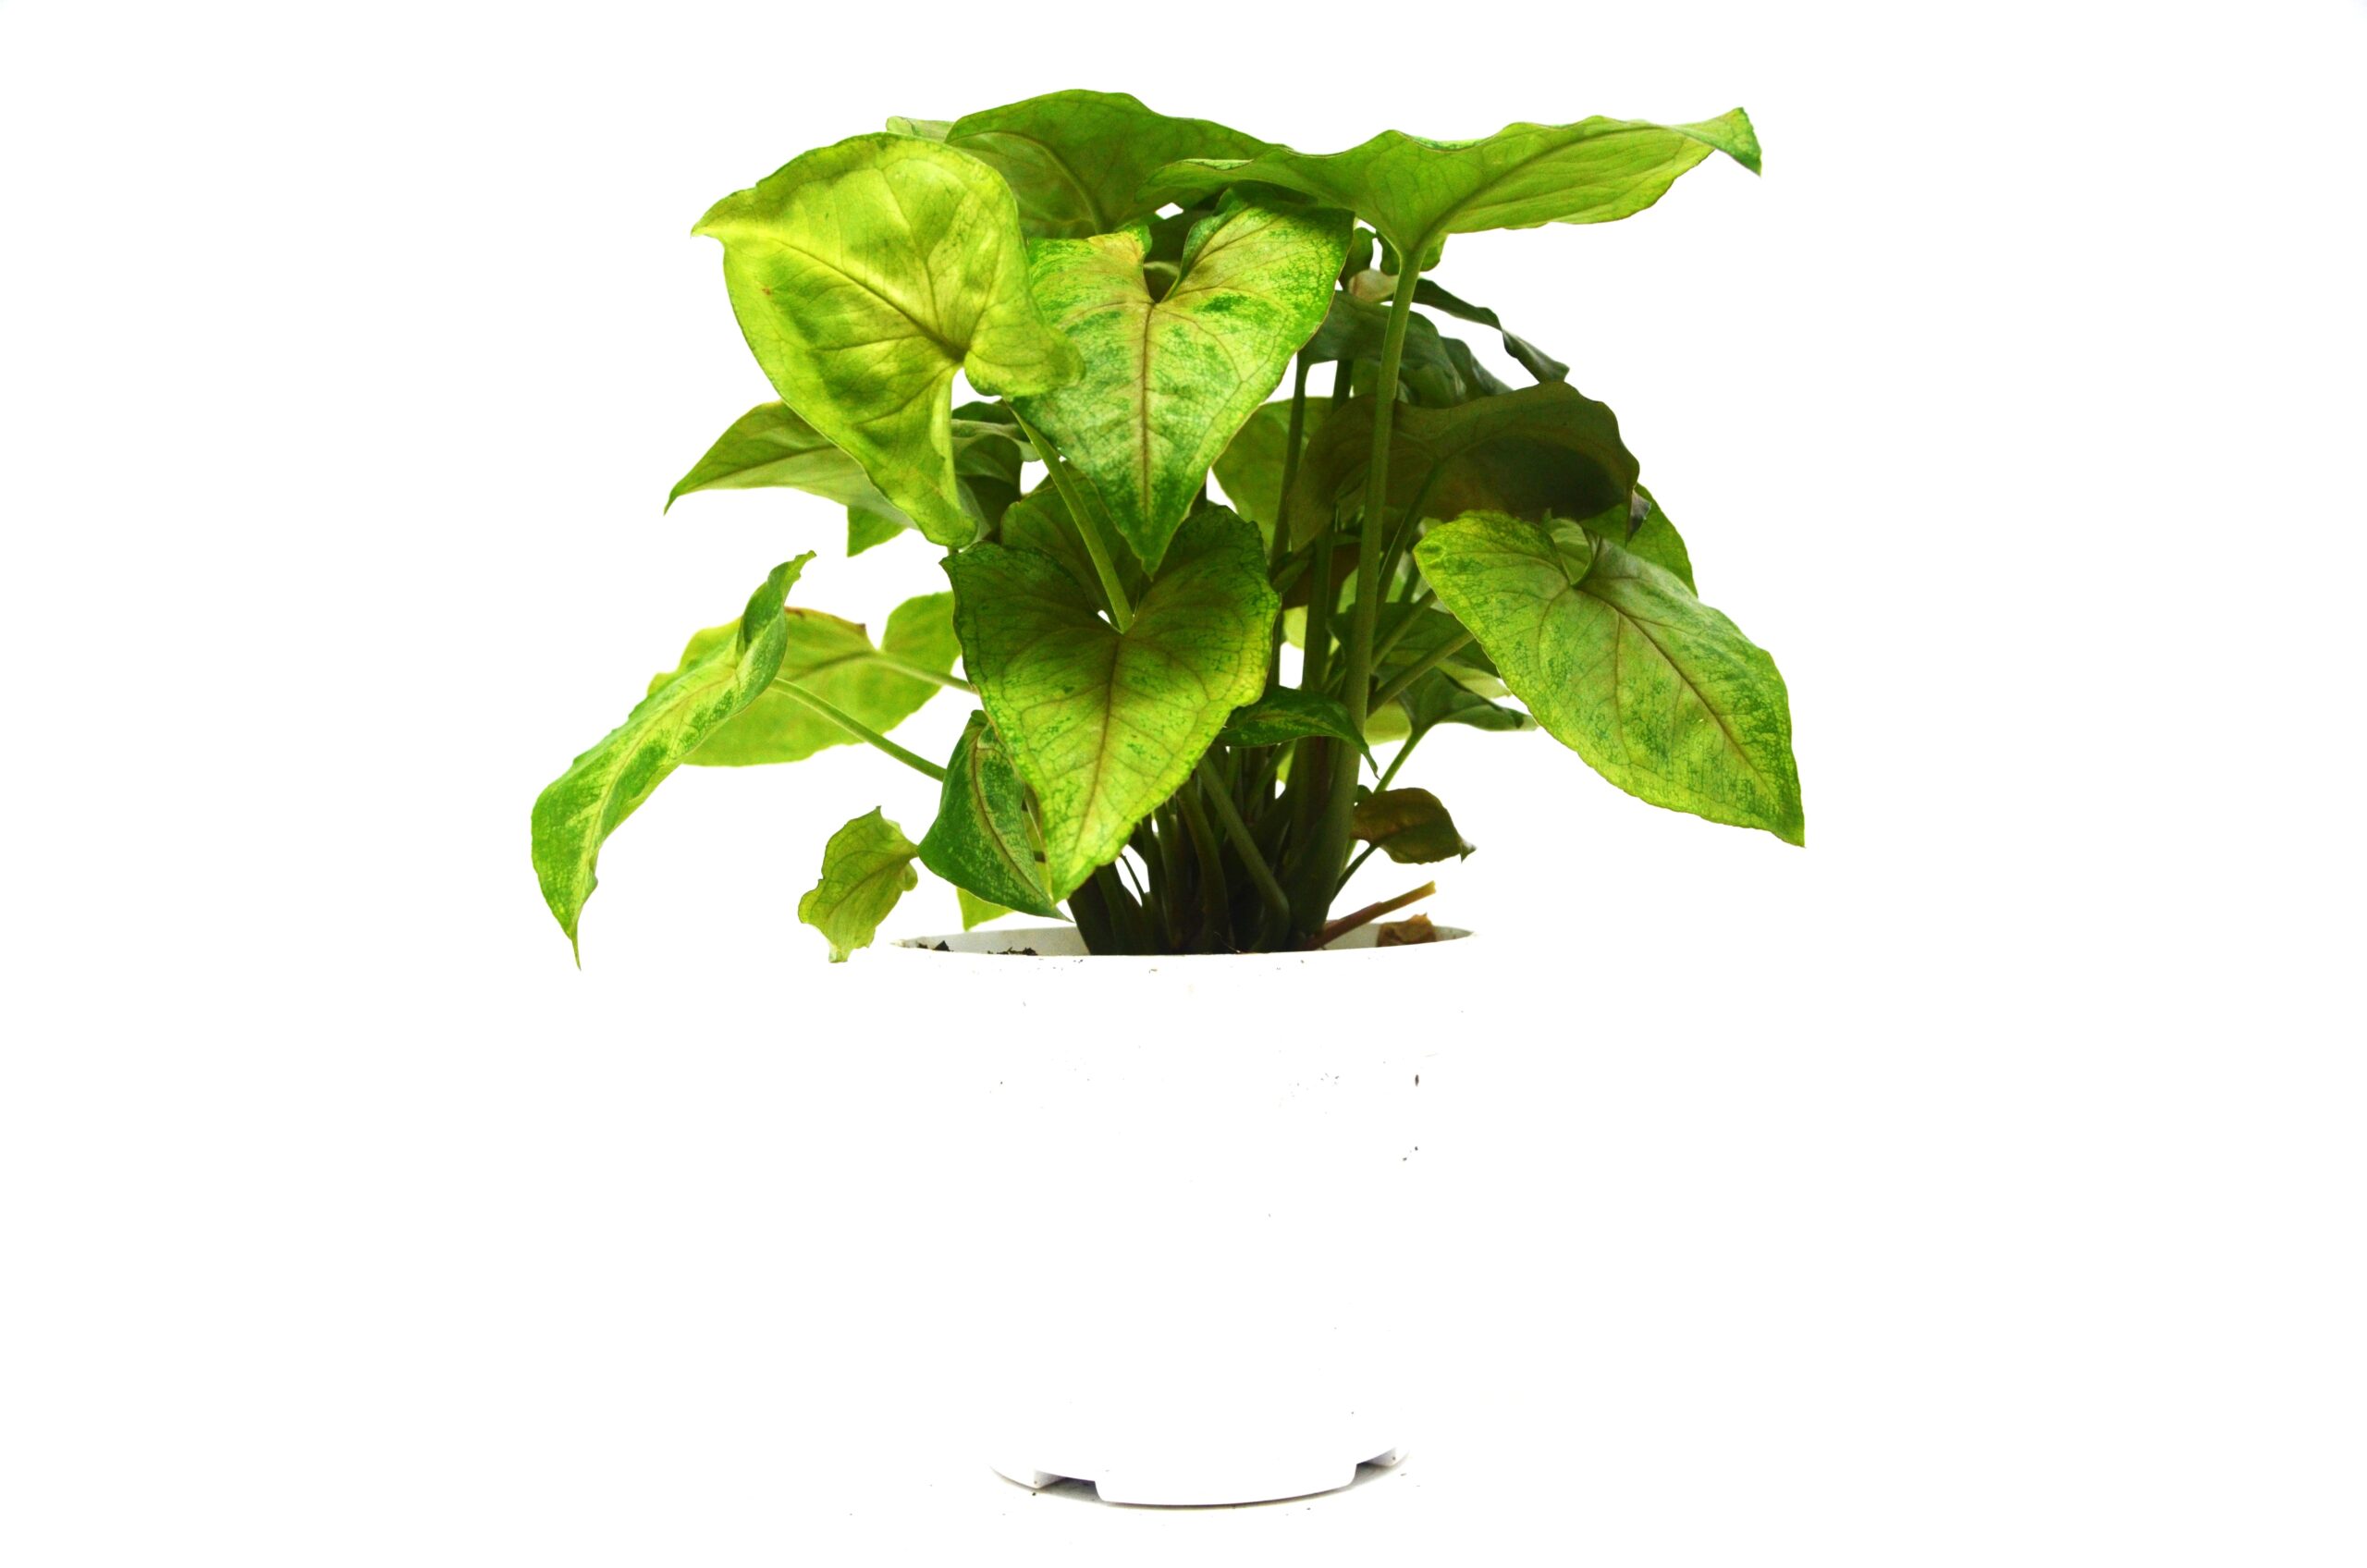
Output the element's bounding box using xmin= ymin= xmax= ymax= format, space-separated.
xmin=1014 ymin=201 xmax=1349 ymax=570
xmin=1416 ymin=512 xmax=1802 ymax=842
xmin=695 ymin=135 xmax=1079 ymax=547
xmin=917 ymin=712 xmax=1063 ymax=919
xmin=1148 ymin=109 xmax=1760 ymax=263
xmin=946 ymin=503 xmax=1277 ymax=898
xmin=915 ymin=90 xmax=1272 ymax=239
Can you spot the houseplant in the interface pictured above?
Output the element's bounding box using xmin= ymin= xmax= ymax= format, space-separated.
xmin=530 ymin=90 xmax=1800 ymax=1501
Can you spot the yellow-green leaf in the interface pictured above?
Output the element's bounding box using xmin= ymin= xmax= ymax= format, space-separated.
xmin=532 ymin=556 xmax=814 ymax=955
xmin=1416 ymin=512 xmax=1802 ymax=843
xmin=946 ymin=503 xmax=1276 ymax=898
xmin=922 ymin=90 xmax=1271 ymax=239
xmin=694 ymin=135 xmax=1080 ymax=546
xmin=1148 ymin=110 xmax=1760 ymax=262
xmin=799 ymin=809 xmax=920 ymax=962
xmin=649 ymin=592 xmax=959 ymax=767
xmin=1013 ymin=201 xmax=1349 ymax=570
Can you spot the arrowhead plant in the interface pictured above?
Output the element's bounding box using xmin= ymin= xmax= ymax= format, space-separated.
xmin=530 ymin=91 xmax=1804 ymax=962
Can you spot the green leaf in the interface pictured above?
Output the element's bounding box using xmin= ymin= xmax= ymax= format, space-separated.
xmin=1414 ymin=279 xmax=1568 ymax=384
xmin=947 ymin=502 xmax=1277 ymax=898
xmin=995 ymin=483 xmax=1147 ymax=606
xmin=532 ymin=555 xmax=813 ymax=955
xmin=1148 ymin=109 xmax=1760 ymax=262
xmin=668 ymin=401 xmax=1032 ymax=550
xmin=1437 ymin=336 xmax=1514 ymax=400
xmin=1392 ymin=668 xmax=1535 ymax=736
xmin=925 ymin=90 xmax=1271 ymax=239
xmin=956 ymin=888 xmax=1012 ymax=930
xmin=1220 ymin=688 xmax=1373 ymax=763
xmin=1288 ymin=382 xmax=1638 ymax=546
xmin=694 ymin=135 xmax=1081 ymax=547
xmin=1211 ymin=396 xmax=1331 ymax=536
xmin=884 ymin=115 xmax=951 ymax=141
xmin=652 ymin=592 xmax=959 ymax=766
xmin=1614 ymin=484 xmax=1694 ymax=592
xmin=666 ymin=400 xmax=901 ymax=516
xmin=1353 ymin=787 xmax=1474 ymax=864
xmin=1301 ymin=290 xmax=1469 ymax=405
xmin=798 ymin=809 xmax=920 ymax=962
xmin=916 ymin=712 xmax=1063 ymax=920
xmin=846 ymin=507 xmax=905 ymax=557
xmin=1416 ymin=512 xmax=1802 ymax=843
xmin=1012 ymin=201 xmax=1349 ymax=570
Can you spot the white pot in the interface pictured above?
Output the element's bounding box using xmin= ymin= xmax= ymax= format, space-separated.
xmin=880 ymin=925 xmax=1472 ymax=1506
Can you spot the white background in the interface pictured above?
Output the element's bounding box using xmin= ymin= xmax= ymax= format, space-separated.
xmin=4 ymin=1 xmax=2362 ymax=1562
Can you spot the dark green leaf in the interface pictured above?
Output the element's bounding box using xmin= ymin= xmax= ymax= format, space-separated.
xmin=799 ymin=809 xmax=920 ymax=962
xmin=1288 ymin=382 xmax=1638 ymax=546
xmin=917 ymin=712 xmax=1063 ymax=920
xmin=532 ymin=556 xmax=813 ymax=955
xmin=1301 ymin=290 xmax=1468 ymax=405
xmin=1220 ymin=688 xmax=1372 ymax=762
xmin=1416 ymin=512 xmax=1802 ymax=843
xmin=1415 ymin=279 xmax=1568 ymax=384
xmin=1352 ymin=787 xmax=1474 ymax=863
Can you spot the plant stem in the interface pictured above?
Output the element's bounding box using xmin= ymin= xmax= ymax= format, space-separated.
xmin=772 ymin=681 xmax=947 ymax=780
xmin=1377 ymin=727 xmax=1426 ymax=791
xmin=1336 ymin=841 xmax=1377 ymax=893
xmin=1376 ymin=459 xmax=1447 ymax=604
xmin=1293 ymin=261 xmax=1424 ymax=939
xmin=1267 ymin=358 xmax=1314 ymax=683
xmin=1308 ymin=879 xmax=1436 ymax=950
xmin=1172 ymin=782 xmax=1232 ymax=950
xmin=1012 ymin=410 xmax=1134 ymax=631
xmin=1369 ymin=630 xmax=1474 ymax=715
xmin=1196 ymin=755 xmax=1292 ymax=938
xmin=869 ymin=655 xmax=973 ymax=692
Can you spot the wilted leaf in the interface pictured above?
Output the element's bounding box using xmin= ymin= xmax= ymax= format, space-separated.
xmin=1352 ymin=788 xmax=1474 ymax=864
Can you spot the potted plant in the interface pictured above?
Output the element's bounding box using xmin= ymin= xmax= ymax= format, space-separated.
xmin=531 ymin=91 xmax=1800 ymax=1503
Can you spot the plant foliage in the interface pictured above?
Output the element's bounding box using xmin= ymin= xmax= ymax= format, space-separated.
xmin=531 ymin=92 xmax=1799 ymax=960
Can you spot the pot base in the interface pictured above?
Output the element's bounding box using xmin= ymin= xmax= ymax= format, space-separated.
xmin=991 ymin=1444 xmax=1404 ymax=1507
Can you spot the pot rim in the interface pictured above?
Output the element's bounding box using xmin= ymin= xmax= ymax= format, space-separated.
xmin=882 ymin=924 xmax=1473 ymax=964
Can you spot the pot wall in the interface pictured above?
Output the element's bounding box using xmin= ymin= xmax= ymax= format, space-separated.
xmin=875 ymin=926 xmax=1475 ymax=1505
